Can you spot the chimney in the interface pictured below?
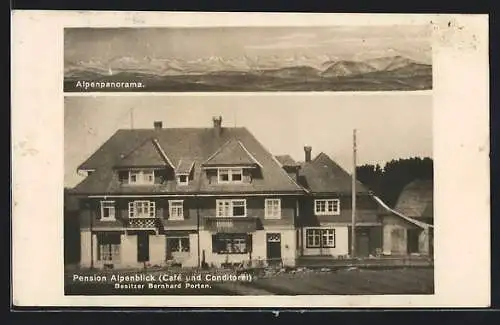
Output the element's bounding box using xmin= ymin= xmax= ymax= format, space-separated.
xmin=212 ymin=116 xmax=222 ymax=135
xmin=153 ymin=121 xmax=163 ymax=130
xmin=304 ymin=145 xmax=312 ymax=162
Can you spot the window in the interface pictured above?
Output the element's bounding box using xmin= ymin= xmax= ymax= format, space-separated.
xmin=265 ymin=199 xmax=281 ymax=219
xmin=217 ymin=168 xmax=243 ymax=183
xmin=97 ymin=233 xmax=121 ymax=261
xmin=314 ymin=199 xmax=340 ymax=215
xmin=167 ymin=237 xmax=190 ymax=252
xmin=128 ymin=169 xmax=155 ymax=185
xmin=212 ymin=233 xmax=251 ymax=254
xmin=169 ymin=200 xmax=184 ymax=220
xmin=130 ymin=170 xmax=139 ymax=183
xmin=100 ymin=201 xmax=116 ymax=221
xmin=177 ymin=174 xmax=188 ymax=185
xmin=143 ymin=170 xmax=154 ymax=183
xmin=128 ymin=200 xmax=156 ymax=218
xmin=322 ymin=229 xmax=335 ymax=247
xmin=306 ymin=228 xmax=336 ymax=248
xmin=216 ymin=199 xmax=246 ymax=218
xmin=306 ymin=229 xmax=321 ymax=248
xmin=219 ymin=169 xmax=229 ymax=182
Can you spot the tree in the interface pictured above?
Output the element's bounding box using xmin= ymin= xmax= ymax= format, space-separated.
xmin=357 ymin=157 xmax=433 ymax=207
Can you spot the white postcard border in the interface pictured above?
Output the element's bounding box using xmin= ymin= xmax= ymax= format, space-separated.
xmin=11 ymin=11 xmax=490 ymax=307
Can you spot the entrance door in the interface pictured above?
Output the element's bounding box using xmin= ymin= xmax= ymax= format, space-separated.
xmin=391 ymin=228 xmax=405 ymax=254
xmin=137 ymin=233 xmax=150 ymax=262
xmin=407 ymin=229 xmax=420 ymax=254
xmin=266 ymin=233 xmax=281 ymax=265
xmin=356 ymin=232 xmax=370 ymax=257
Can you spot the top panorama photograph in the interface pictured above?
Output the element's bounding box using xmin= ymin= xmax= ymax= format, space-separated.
xmin=64 ymin=25 xmax=432 ymax=92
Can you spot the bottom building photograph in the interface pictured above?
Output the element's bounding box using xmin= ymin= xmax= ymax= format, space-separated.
xmin=64 ymin=95 xmax=434 ymax=295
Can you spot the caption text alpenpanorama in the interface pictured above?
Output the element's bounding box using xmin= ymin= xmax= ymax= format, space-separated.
xmin=74 ymin=80 xmax=146 ymax=90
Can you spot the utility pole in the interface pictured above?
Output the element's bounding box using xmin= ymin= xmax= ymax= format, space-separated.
xmin=89 ymin=201 xmax=94 ymax=270
xmin=130 ymin=108 xmax=134 ymax=129
xmin=351 ymin=129 xmax=357 ymax=258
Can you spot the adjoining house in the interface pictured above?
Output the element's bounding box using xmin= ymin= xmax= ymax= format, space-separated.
xmin=67 ymin=117 xmax=433 ymax=269
xmin=374 ymin=179 xmax=434 ymax=257
xmin=283 ymin=147 xmax=383 ymax=258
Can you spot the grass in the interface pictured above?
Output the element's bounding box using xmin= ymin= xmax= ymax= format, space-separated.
xmin=239 ymin=268 xmax=434 ymax=295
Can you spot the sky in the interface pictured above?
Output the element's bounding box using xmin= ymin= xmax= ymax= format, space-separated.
xmin=64 ymin=93 xmax=433 ymax=188
xmin=64 ymin=25 xmax=431 ymax=64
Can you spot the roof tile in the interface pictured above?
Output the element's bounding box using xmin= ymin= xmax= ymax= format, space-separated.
xmin=299 ymin=152 xmax=369 ymax=194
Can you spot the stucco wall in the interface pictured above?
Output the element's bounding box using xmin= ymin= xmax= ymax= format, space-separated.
xmin=149 ymin=234 xmax=165 ymax=266
xmin=180 ymin=233 xmax=199 ymax=267
xmin=198 ymin=229 xmax=296 ymax=267
xmin=381 ymin=214 xmax=428 ymax=256
xmin=80 ymin=231 xmax=91 ymax=267
xmin=418 ymin=229 xmax=430 ymax=255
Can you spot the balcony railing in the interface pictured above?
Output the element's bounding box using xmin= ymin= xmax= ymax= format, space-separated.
xmin=127 ymin=217 xmax=161 ymax=230
xmin=204 ymin=216 xmax=258 ymax=233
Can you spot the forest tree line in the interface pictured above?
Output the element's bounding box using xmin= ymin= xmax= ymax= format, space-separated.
xmin=356 ymin=157 xmax=433 ymax=207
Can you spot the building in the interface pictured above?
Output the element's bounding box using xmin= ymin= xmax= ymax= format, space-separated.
xmin=290 ymin=149 xmax=383 ymax=258
xmin=70 ymin=117 xmax=304 ymax=269
xmin=68 ymin=117 xmax=431 ymax=269
xmin=374 ymin=179 xmax=434 ymax=257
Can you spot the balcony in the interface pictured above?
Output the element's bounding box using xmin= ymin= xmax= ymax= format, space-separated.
xmin=127 ymin=217 xmax=162 ymax=230
xmin=204 ymin=216 xmax=258 ymax=233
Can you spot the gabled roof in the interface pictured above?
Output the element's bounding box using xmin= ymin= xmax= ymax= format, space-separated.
xmin=373 ymin=195 xmax=433 ymax=230
xmin=298 ymin=152 xmax=369 ymax=194
xmin=395 ymin=179 xmax=433 ymax=219
xmin=114 ymin=138 xmax=174 ymax=168
xmin=275 ymin=155 xmax=300 ymax=168
xmin=202 ymin=139 xmax=262 ymax=168
xmin=175 ymin=159 xmax=195 ymax=175
xmin=72 ymin=127 xmax=304 ymax=195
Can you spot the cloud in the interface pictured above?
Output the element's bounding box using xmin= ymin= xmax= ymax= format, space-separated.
xmin=243 ymin=31 xmax=322 ymax=50
xmin=244 ymin=40 xmax=323 ymax=50
xmin=272 ymin=32 xmax=318 ymax=41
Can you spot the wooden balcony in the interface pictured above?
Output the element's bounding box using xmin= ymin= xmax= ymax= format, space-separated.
xmin=126 ymin=217 xmax=162 ymax=230
xmin=204 ymin=216 xmax=258 ymax=233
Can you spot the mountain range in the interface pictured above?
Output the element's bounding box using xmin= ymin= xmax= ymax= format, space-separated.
xmin=64 ymin=54 xmax=432 ymax=92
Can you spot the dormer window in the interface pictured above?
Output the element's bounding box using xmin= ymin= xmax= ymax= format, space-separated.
xmin=128 ymin=169 xmax=155 ymax=185
xmin=218 ymin=168 xmax=243 ymax=184
xmin=177 ymin=174 xmax=189 ymax=186
xmin=174 ymin=160 xmax=194 ymax=186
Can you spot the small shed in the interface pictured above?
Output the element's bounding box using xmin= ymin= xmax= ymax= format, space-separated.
xmin=374 ymin=194 xmax=433 ymax=257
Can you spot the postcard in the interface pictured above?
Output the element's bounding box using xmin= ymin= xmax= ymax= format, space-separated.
xmin=11 ymin=11 xmax=490 ymax=307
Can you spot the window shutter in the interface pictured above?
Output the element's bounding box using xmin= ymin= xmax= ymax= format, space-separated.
xmin=96 ymin=203 xmax=101 ymax=220
xmin=128 ymin=202 xmax=134 ymax=218
xmin=150 ymin=201 xmax=156 ymax=217
xmin=247 ymin=234 xmax=253 ymax=253
xmin=212 ymin=235 xmax=218 ymax=253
